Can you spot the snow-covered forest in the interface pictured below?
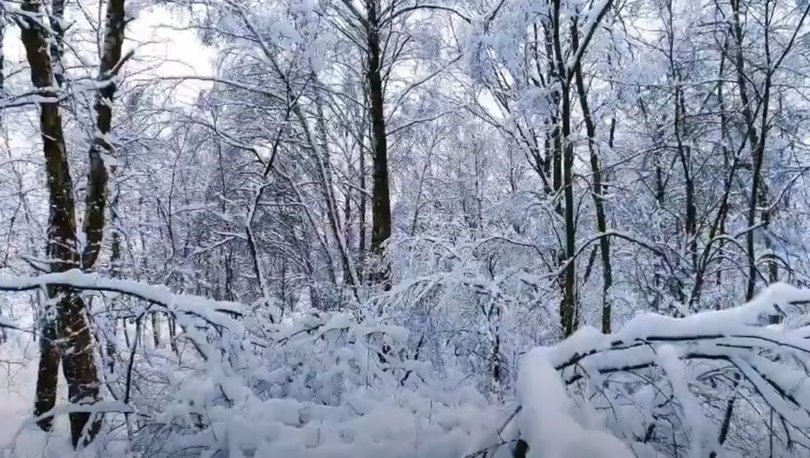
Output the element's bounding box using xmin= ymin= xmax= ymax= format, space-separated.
xmin=3 ymin=0 xmax=810 ymax=456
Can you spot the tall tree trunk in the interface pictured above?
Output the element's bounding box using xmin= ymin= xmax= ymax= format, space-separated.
xmin=82 ymin=0 xmax=127 ymax=271
xmin=107 ymin=195 xmax=122 ymax=373
xmin=359 ymin=144 xmax=367 ymax=277
xmin=366 ymin=0 xmax=392 ymax=288
xmin=661 ymin=0 xmax=696 ymax=308
xmin=729 ymin=0 xmax=764 ymax=301
xmin=572 ymin=42 xmax=612 ymax=333
xmin=550 ymin=0 xmax=577 ymax=337
xmin=549 ymin=0 xmax=612 ymax=335
xmin=310 ymin=76 xmax=359 ymax=290
xmin=715 ymin=38 xmax=731 ymax=291
xmin=19 ymin=0 xmax=102 ymax=446
xmin=75 ymin=0 xmax=126 ymax=443
xmin=0 ymin=9 xmax=5 ymax=103
xmin=21 ymin=0 xmax=127 ymax=446
xmin=32 ymin=0 xmax=65 ymax=433
xmin=751 ymin=0 xmax=774 ymax=294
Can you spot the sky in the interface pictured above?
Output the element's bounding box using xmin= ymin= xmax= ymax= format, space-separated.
xmin=123 ymin=4 xmax=216 ymax=104
xmin=2 ymin=2 xmax=215 ymax=105
xmin=0 ymin=2 xmax=215 ymax=159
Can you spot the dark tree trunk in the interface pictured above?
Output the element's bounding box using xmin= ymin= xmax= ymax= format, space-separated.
xmin=34 ymin=302 xmax=60 ymax=432
xmin=572 ymin=44 xmax=612 ymax=333
xmin=0 ymin=9 xmax=4 ymax=101
xmin=82 ymin=0 xmax=126 ymax=271
xmin=550 ymin=0 xmax=577 ymax=337
xmin=19 ymin=0 xmax=102 ymax=445
xmin=20 ymin=0 xmax=127 ymax=447
xmin=366 ymin=0 xmax=392 ymax=287
xmin=60 ymin=293 xmax=103 ymax=446
xmin=729 ymin=0 xmax=764 ymax=301
xmin=549 ymin=0 xmax=613 ymax=336
xmin=107 ymin=211 xmax=122 ymax=373
xmin=359 ymin=144 xmax=367 ymax=277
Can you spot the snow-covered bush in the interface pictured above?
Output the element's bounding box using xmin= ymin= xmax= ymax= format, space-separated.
xmin=128 ymin=309 xmax=503 ymax=457
xmin=504 ymin=282 xmax=810 ymax=458
xmin=7 ymin=276 xmax=810 ymax=457
xmin=32 ymin=274 xmax=506 ymax=457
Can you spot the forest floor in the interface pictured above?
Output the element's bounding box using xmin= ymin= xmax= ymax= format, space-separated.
xmin=0 ymin=331 xmax=74 ymax=457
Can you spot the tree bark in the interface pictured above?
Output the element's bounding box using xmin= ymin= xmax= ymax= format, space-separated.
xmin=82 ymin=0 xmax=126 ymax=271
xmin=550 ymin=0 xmax=577 ymax=337
xmin=572 ymin=40 xmax=612 ymax=333
xmin=550 ymin=0 xmax=612 ymax=336
xmin=19 ymin=0 xmax=102 ymax=446
xmin=48 ymin=0 xmax=65 ymax=88
xmin=366 ymin=0 xmax=392 ymax=288
xmin=729 ymin=0 xmax=764 ymax=301
xmin=20 ymin=0 xmax=127 ymax=446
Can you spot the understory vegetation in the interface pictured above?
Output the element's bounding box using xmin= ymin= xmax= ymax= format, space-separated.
xmin=2 ymin=0 xmax=810 ymax=456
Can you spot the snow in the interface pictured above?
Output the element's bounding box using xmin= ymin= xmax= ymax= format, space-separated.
xmin=0 ymin=269 xmax=244 ymax=331
xmin=0 ymin=275 xmax=504 ymax=457
xmin=0 ymin=263 xmax=810 ymax=456
xmin=4 ymin=0 xmax=810 ymax=454
xmin=0 ymin=337 xmax=100 ymax=458
xmin=656 ymin=345 xmax=714 ymax=458
xmin=502 ymin=282 xmax=810 ymax=457
xmin=517 ymin=347 xmax=634 ymax=458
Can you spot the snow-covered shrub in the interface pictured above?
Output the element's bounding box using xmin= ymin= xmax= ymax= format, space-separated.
xmin=100 ymin=295 xmax=503 ymax=457
xmin=506 ymin=282 xmax=810 ymax=458
xmin=8 ymin=274 xmax=810 ymax=457
xmin=382 ymin=234 xmax=560 ymax=398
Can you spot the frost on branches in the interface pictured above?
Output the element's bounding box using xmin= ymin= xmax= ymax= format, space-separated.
xmin=505 ymin=282 xmax=810 ymax=458
xmin=1 ymin=274 xmax=810 ymax=457
xmin=5 ymin=0 xmax=810 ymax=456
xmin=0 ymin=271 xmax=500 ymax=457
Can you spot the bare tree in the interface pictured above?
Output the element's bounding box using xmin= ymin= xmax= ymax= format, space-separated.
xmin=17 ymin=0 xmax=127 ymax=447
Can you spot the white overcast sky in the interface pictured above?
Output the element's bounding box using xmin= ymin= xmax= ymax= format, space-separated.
xmin=3 ymin=3 xmax=215 ymax=105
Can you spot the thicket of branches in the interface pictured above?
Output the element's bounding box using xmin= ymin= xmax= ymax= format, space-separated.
xmin=2 ymin=0 xmax=810 ymax=456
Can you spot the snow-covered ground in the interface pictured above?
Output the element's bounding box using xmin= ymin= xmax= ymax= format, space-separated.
xmin=0 ymin=337 xmax=73 ymax=457
xmin=0 ymin=292 xmax=81 ymax=458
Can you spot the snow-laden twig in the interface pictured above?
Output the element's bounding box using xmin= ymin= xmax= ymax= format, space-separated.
xmin=0 ymin=269 xmax=244 ymax=326
xmin=511 ymin=283 xmax=810 ymax=457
